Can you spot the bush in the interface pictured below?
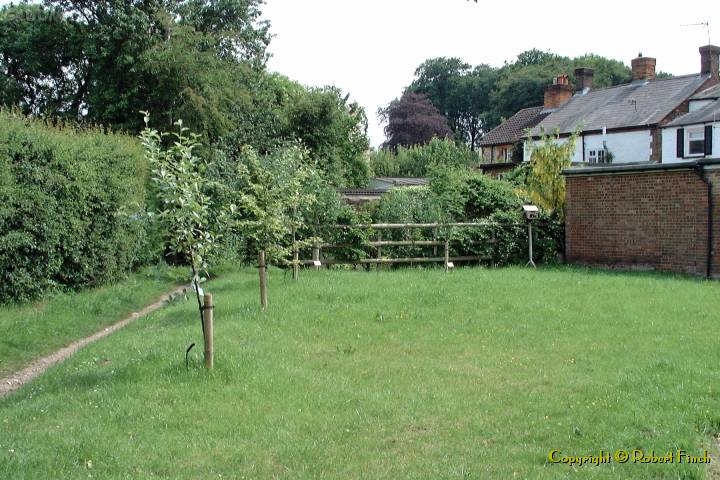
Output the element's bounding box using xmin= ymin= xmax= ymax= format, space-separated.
xmin=365 ymin=167 xmax=562 ymax=265
xmin=0 ymin=111 xmax=157 ymax=302
xmin=369 ymin=137 xmax=478 ymax=178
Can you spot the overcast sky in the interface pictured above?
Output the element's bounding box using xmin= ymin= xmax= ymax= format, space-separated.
xmin=263 ymin=0 xmax=719 ymax=146
xmin=1 ymin=0 xmax=718 ymax=146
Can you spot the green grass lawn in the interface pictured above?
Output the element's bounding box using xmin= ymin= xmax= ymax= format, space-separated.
xmin=0 ymin=264 xmax=186 ymax=377
xmin=1 ymin=266 xmax=719 ymax=479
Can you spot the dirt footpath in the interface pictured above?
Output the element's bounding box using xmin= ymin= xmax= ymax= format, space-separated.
xmin=0 ymin=285 xmax=187 ymax=399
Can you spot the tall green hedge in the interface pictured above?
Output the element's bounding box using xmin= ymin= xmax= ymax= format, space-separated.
xmin=0 ymin=111 xmax=157 ymax=302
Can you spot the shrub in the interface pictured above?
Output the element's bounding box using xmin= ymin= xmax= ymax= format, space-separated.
xmin=369 ymin=137 xmax=478 ymax=178
xmin=0 ymin=111 xmax=156 ymax=302
xmin=366 ymin=166 xmax=563 ymax=265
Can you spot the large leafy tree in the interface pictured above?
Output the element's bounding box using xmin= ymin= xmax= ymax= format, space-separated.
xmin=379 ymin=92 xmax=452 ymax=151
xmin=0 ymin=0 xmax=270 ymax=141
xmin=408 ymin=58 xmax=496 ymax=150
xmin=402 ymin=50 xmax=632 ymax=139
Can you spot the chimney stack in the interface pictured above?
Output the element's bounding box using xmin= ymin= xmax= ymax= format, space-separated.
xmin=631 ymin=53 xmax=656 ymax=81
xmin=574 ymin=67 xmax=594 ymax=93
xmin=700 ymin=45 xmax=720 ymax=80
xmin=544 ymin=74 xmax=574 ymax=110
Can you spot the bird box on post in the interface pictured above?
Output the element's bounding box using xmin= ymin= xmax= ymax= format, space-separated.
xmin=523 ymin=205 xmax=539 ymax=221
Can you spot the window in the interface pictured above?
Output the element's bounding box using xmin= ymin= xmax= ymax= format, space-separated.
xmin=588 ymin=149 xmax=609 ymax=164
xmin=687 ymin=128 xmax=705 ymax=156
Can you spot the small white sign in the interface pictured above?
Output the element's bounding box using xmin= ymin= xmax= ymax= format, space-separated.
xmin=447 ymin=262 xmax=455 ymax=269
xmin=313 ymin=260 xmax=322 ymax=267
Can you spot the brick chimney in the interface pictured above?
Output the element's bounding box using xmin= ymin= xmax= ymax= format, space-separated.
xmin=544 ymin=74 xmax=574 ymax=109
xmin=574 ymin=67 xmax=594 ymax=93
xmin=700 ymin=45 xmax=720 ymax=80
xmin=631 ymin=53 xmax=656 ymax=81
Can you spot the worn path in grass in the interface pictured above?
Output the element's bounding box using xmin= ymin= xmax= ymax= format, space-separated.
xmin=0 ymin=285 xmax=187 ymax=398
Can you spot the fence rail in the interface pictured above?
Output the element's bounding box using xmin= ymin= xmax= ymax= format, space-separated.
xmin=297 ymin=221 xmax=514 ymax=273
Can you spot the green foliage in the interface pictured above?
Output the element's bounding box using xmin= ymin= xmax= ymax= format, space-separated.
xmin=366 ymin=166 xmax=562 ymax=264
xmin=369 ymin=137 xmax=479 ymax=178
xmin=139 ymin=116 xmax=219 ymax=276
xmin=0 ymin=0 xmax=271 ymax=141
xmin=408 ymin=59 xmax=497 ymax=150
xmin=226 ymin=143 xmax=319 ymax=264
xmin=284 ymin=86 xmax=370 ymax=187
xmin=524 ymin=128 xmax=578 ymax=217
xmin=0 ymin=110 xmax=154 ymax=302
xmin=405 ymin=50 xmax=632 ymax=139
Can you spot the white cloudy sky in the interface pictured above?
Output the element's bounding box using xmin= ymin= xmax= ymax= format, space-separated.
xmin=1 ymin=0 xmax=717 ymax=146
xmin=263 ymin=0 xmax=719 ymax=146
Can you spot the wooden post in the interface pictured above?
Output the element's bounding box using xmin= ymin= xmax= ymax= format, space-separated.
xmin=376 ymin=229 xmax=382 ymax=271
xmin=258 ymin=250 xmax=268 ymax=309
xmin=202 ymin=293 xmax=214 ymax=370
xmin=444 ymin=239 xmax=450 ymax=273
xmin=433 ymin=227 xmax=438 ymax=257
xmin=312 ymin=241 xmax=320 ymax=270
xmin=292 ymin=227 xmax=299 ymax=281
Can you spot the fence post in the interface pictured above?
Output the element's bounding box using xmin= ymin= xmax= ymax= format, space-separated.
xmin=444 ymin=239 xmax=450 ymax=273
xmin=258 ymin=250 xmax=268 ymax=309
xmin=376 ymin=229 xmax=382 ymax=271
xmin=202 ymin=293 xmax=214 ymax=370
xmin=433 ymin=226 xmax=438 ymax=257
xmin=312 ymin=241 xmax=320 ymax=270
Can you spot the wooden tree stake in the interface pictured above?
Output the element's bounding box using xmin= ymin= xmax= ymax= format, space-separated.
xmin=259 ymin=250 xmax=268 ymax=309
xmin=292 ymin=227 xmax=299 ymax=281
xmin=202 ymin=293 xmax=214 ymax=370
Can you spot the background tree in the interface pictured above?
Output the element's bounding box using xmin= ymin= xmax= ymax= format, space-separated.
xmin=0 ymin=0 xmax=271 ymax=140
xmin=379 ymin=92 xmax=452 ymax=151
xmin=399 ymin=50 xmax=632 ymax=139
xmin=408 ymin=59 xmax=496 ymax=150
xmin=284 ymin=86 xmax=370 ymax=187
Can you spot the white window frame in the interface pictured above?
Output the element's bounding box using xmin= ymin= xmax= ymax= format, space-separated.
xmin=686 ymin=127 xmax=705 ymax=157
xmin=588 ymin=148 xmax=610 ymax=164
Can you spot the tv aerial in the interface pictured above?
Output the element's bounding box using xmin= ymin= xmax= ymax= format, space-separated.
xmin=681 ymin=22 xmax=711 ymax=44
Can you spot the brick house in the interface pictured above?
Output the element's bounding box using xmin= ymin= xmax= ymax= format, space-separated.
xmin=561 ymin=46 xmax=720 ymax=278
xmin=662 ymin=82 xmax=720 ymax=163
xmin=477 ymin=75 xmax=571 ymax=177
xmin=526 ymin=45 xmax=719 ymax=164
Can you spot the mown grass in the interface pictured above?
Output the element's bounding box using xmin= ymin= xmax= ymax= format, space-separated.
xmin=0 ymin=264 xmax=186 ymax=377
xmin=1 ymin=266 xmax=719 ymax=479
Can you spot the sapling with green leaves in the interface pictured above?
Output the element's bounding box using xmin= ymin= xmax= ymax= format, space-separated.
xmin=228 ymin=143 xmax=318 ymax=307
xmin=139 ymin=113 xmax=220 ymax=340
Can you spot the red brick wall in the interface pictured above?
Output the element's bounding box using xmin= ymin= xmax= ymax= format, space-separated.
xmin=565 ymin=168 xmax=720 ymax=277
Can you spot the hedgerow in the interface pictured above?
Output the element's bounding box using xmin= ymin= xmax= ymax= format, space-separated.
xmin=0 ymin=111 xmax=158 ymax=302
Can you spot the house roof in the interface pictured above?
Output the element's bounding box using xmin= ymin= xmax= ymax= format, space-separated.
xmin=666 ymin=98 xmax=720 ymax=127
xmin=479 ymin=106 xmax=550 ymax=146
xmin=529 ymin=74 xmax=711 ymax=136
xmin=691 ymin=84 xmax=720 ymax=100
xmin=372 ymin=177 xmax=429 ymax=186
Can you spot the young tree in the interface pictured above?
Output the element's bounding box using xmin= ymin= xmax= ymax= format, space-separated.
xmin=524 ymin=129 xmax=578 ymax=218
xmin=227 ymin=144 xmax=318 ymax=308
xmin=379 ymin=92 xmax=452 ymax=151
xmin=139 ymin=115 xmax=220 ymax=344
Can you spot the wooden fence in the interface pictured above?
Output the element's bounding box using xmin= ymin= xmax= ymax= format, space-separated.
xmin=297 ymin=222 xmax=506 ymax=273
